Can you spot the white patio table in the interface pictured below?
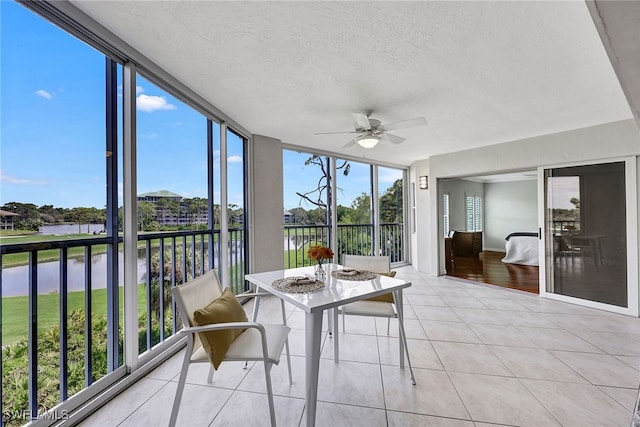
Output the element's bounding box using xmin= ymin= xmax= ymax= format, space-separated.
xmin=245 ymin=263 xmax=411 ymax=427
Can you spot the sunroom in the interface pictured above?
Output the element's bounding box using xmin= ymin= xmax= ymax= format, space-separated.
xmin=1 ymin=1 xmax=640 ymax=426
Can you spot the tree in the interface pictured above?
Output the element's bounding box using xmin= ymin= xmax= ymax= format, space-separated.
xmin=138 ymin=202 xmax=157 ymax=231
xmin=1 ymin=202 xmax=42 ymax=231
xmin=341 ymin=193 xmax=371 ymax=225
xmin=296 ymin=155 xmax=350 ymax=214
xmin=379 ymin=179 xmax=403 ymax=223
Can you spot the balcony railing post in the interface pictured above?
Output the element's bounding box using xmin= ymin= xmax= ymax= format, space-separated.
xmin=28 ymin=250 xmax=38 ymax=419
xmin=84 ymin=246 xmax=93 ymax=387
xmin=59 ymin=247 xmax=69 ymax=401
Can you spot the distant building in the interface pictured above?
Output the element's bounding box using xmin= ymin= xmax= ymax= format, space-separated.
xmin=0 ymin=209 xmax=19 ymax=230
xmin=137 ymin=190 xmax=208 ymax=226
xmin=284 ymin=210 xmax=293 ymax=223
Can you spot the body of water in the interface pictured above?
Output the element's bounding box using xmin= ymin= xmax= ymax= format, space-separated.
xmin=2 ymin=253 xmax=146 ymax=297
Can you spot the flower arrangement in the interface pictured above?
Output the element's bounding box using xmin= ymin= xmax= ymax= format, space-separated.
xmin=307 ymin=245 xmax=334 ymax=263
xmin=308 ymin=245 xmax=333 ymax=280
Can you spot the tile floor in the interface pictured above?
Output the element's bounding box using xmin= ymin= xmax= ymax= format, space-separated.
xmin=79 ymin=267 xmax=640 ymax=426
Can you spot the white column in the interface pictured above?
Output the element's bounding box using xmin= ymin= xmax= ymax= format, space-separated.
xmin=123 ymin=62 xmax=138 ymax=369
xmin=219 ymin=123 xmax=229 ymax=288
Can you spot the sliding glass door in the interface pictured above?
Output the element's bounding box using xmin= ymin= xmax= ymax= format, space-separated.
xmin=544 ymin=161 xmax=628 ymax=308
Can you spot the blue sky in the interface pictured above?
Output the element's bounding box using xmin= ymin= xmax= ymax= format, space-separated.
xmin=1 ymin=2 xmax=401 ymax=211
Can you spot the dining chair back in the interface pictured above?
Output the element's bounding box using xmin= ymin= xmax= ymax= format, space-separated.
xmin=169 ymin=270 xmax=291 ymax=426
xmin=339 ymin=254 xmax=416 ymax=385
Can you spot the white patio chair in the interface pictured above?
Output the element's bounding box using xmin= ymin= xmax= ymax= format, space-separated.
xmin=339 ymin=254 xmax=416 ymax=385
xmin=169 ymin=270 xmax=292 ymax=427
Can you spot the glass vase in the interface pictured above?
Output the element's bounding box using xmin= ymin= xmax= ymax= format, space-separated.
xmin=314 ymin=261 xmax=325 ymax=281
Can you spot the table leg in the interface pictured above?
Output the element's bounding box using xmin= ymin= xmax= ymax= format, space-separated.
xmin=332 ymin=308 xmax=339 ymax=362
xmin=394 ymin=290 xmax=405 ymax=369
xmin=305 ymin=311 xmax=323 ymax=427
xmin=251 ymin=285 xmax=261 ymax=322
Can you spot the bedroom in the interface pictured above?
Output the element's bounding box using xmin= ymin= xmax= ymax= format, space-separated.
xmin=440 ymin=171 xmax=539 ymax=293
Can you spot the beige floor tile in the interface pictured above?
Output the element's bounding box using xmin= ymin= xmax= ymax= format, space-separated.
xmin=449 ymin=372 xmax=559 ymax=426
xmin=489 ymin=345 xmax=587 ymax=383
xmin=451 ymin=308 xmax=505 ymax=325
xmin=317 ymin=359 xmax=385 ymax=408
xmin=468 ymin=324 xmax=539 ymax=347
xmin=381 ymin=366 xmax=470 ymax=419
xmin=519 ymin=327 xmax=603 ymax=353
xmin=386 ymin=411 xmax=474 ymax=426
xmin=321 ymin=332 xmax=380 ymax=363
xmin=432 ymin=341 xmax=512 ymax=376
xmin=120 ymin=381 xmax=231 ymax=427
xmin=210 ymin=390 xmax=305 ymax=427
xmin=420 ymin=320 xmax=483 ymax=343
xmin=312 ymin=402 xmax=387 ymax=427
xmin=412 ymin=305 xmax=463 ymax=322
xmin=76 ymin=378 xmax=167 ymax=427
xmin=598 ymin=385 xmax=640 ymax=412
xmin=550 ymin=350 xmax=640 ymax=388
xmin=377 ymin=336 xmax=443 ymax=370
xmin=523 ymin=378 xmax=631 ymax=427
xmin=237 ymin=354 xmax=305 ymax=398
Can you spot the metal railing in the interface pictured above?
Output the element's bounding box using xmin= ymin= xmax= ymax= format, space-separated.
xmin=0 ymin=227 xmax=246 ymax=424
xmin=283 ymin=223 xmax=404 ymax=268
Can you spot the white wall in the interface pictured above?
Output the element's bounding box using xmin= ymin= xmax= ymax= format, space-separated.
xmin=484 ymin=180 xmax=538 ymax=251
xmin=410 ymin=159 xmax=430 ymax=272
xmin=412 ymin=118 xmax=640 ymax=275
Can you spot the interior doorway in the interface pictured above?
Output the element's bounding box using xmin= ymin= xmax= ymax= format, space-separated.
xmin=440 ymin=171 xmax=540 ymax=293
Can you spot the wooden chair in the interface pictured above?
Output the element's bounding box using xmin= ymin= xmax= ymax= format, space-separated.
xmin=169 ymin=270 xmax=292 ymax=427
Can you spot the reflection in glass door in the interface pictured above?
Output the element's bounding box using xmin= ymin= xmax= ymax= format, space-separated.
xmin=544 ymin=162 xmax=627 ymax=307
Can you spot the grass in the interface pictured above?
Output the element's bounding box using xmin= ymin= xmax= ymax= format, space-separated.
xmin=2 ymin=286 xmax=148 ymax=345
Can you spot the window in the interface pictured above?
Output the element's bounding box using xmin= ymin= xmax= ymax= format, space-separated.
xmin=443 ymin=193 xmax=450 ymax=237
xmin=466 ymin=194 xmax=483 ymax=231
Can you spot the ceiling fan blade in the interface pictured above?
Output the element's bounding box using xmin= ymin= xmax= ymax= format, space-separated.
xmin=380 ymin=117 xmax=427 ymax=132
xmin=343 ymin=139 xmax=357 ymax=148
xmin=380 ymin=133 xmax=406 ymax=145
xmin=352 ymin=112 xmax=372 ymax=130
xmin=313 ymin=131 xmax=360 ymax=135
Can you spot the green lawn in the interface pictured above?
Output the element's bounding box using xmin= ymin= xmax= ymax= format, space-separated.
xmin=2 ymin=286 xmax=148 ymax=345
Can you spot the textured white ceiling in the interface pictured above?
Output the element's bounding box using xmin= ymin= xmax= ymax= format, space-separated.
xmin=70 ymin=0 xmax=632 ymax=166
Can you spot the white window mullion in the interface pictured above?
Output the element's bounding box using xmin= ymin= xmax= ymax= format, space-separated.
xmin=220 ymin=123 xmax=229 ymax=288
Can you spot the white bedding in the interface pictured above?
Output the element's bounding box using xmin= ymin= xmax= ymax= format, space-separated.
xmin=501 ymin=235 xmax=539 ymax=266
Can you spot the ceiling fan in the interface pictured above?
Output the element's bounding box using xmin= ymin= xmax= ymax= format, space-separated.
xmin=314 ymin=112 xmax=427 ymax=148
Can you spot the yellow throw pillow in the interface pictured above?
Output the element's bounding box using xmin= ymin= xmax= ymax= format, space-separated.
xmin=193 ymin=288 xmax=248 ymax=369
xmin=366 ymin=271 xmax=396 ymax=303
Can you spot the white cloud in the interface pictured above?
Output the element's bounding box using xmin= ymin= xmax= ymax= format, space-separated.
xmin=141 ymin=133 xmax=159 ymax=139
xmin=227 ymin=155 xmax=243 ymax=163
xmin=136 ymin=85 xmax=144 ymax=95
xmin=34 ymin=89 xmax=53 ymax=100
xmin=137 ymin=94 xmax=176 ymax=112
xmin=0 ymin=170 xmax=47 ymax=185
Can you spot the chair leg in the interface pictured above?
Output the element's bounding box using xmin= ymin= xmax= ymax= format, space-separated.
xmin=169 ymin=340 xmax=193 ymax=427
xmin=386 ymin=317 xmax=391 ymax=335
xmin=207 ymin=364 xmax=215 ymax=383
xmin=397 ymin=315 xmax=416 ymax=386
xmin=284 ymin=338 xmax=293 ymax=385
xmin=280 ymin=299 xmax=293 ymax=385
xmin=264 ymin=361 xmax=277 ymax=427
xmin=342 ymin=310 xmax=346 ymax=332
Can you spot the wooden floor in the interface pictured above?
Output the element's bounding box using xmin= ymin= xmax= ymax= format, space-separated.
xmin=447 ymin=251 xmax=539 ymax=294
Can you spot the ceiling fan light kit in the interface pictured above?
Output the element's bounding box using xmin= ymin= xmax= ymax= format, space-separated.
xmin=357 ymin=133 xmax=380 ymax=148
xmin=314 ymin=112 xmax=427 ymax=149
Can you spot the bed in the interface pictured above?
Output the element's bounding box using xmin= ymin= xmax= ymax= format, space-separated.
xmin=501 ymin=232 xmax=539 ymax=266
